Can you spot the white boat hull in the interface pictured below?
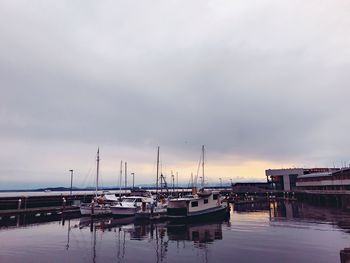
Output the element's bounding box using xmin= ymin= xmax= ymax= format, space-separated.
xmin=80 ymin=204 xmax=111 ymax=216
xmin=111 ymin=206 xmax=138 ymax=216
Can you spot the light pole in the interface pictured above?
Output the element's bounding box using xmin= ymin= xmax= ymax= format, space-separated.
xmin=230 ymin=178 xmax=233 ymax=185
xmin=69 ymin=169 xmax=74 ymax=196
xmin=131 ymin=173 xmax=135 ymax=189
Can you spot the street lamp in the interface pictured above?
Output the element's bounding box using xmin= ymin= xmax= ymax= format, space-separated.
xmin=69 ymin=169 xmax=74 ymax=196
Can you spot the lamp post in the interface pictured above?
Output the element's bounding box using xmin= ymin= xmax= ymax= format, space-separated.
xmin=131 ymin=173 xmax=135 ymax=189
xmin=230 ymin=178 xmax=233 ymax=185
xmin=69 ymin=169 xmax=74 ymax=196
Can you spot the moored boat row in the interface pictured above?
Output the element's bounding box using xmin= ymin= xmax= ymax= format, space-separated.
xmin=79 ymin=146 xmax=229 ymax=221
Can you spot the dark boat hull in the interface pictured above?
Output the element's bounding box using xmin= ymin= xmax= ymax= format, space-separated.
xmin=167 ymin=205 xmax=229 ymax=222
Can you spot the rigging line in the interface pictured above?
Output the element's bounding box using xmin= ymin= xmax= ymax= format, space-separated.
xmin=194 ymin=150 xmax=202 ymax=187
xmin=81 ymin=155 xmax=97 ymax=188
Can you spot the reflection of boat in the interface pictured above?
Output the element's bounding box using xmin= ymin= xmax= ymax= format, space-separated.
xmin=79 ymin=216 xmax=135 ymax=229
xmin=167 ymin=221 xmax=223 ymax=243
xmin=80 ymin=149 xmax=113 ymax=216
xmin=167 ymin=146 xmax=228 ymax=220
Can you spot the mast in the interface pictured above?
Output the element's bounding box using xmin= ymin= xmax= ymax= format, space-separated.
xmin=96 ymin=148 xmax=100 ymax=197
xmin=125 ymin=162 xmax=127 ymax=189
xmin=156 ymin=146 xmax=160 ymax=194
xmin=202 ymin=145 xmax=205 ymax=188
xmin=119 ymin=160 xmax=122 ymax=199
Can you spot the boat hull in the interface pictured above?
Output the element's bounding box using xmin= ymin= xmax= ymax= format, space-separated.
xmin=111 ymin=206 xmax=138 ymax=216
xmin=167 ymin=205 xmax=228 ymax=221
xmin=135 ymin=208 xmax=167 ymax=220
xmin=80 ymin=204 xmax=111 ymax=216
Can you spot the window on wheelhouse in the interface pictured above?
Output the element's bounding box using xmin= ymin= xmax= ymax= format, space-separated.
xmin=213 ymin=194 xmax=219 ymax=200
xmin=204 ymin=199 xmax=208 ymax=204
xmin=191 ymin=201 xmax=198 ymax=207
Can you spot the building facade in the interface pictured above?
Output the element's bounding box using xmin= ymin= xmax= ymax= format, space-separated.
xmin=266 ymin=168 xmax=340 ymax=191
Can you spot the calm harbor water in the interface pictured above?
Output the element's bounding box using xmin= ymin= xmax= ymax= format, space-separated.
xmin=1 ymin=201 xmax=350 ymax=263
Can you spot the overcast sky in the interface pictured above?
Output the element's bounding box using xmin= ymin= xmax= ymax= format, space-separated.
xmin=1 ymin=1 xmax=350 ymax=190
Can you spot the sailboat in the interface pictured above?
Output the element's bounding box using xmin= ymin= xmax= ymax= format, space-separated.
xmin=80 ymin=148 xmax=113 ymax=216
xmin=167 ymin=145 xmax=228 ymax=220
xmin=135 ymin=146 xmax=168 ymax=220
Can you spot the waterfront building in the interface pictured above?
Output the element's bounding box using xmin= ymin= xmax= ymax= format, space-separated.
xmin=296 ymin=168 xmax=350 ymax=190
xmin=266 ymin=168 xmax=340 ymax=191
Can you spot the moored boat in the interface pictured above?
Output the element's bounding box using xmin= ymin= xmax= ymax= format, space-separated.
xmin=110 ymin=195 xmax=154 ymax=216
xmin=80 ymin=148 xmax=113 ymax=216
xmin=167 ymin=146 xmax=228 ymax=220
xmin=167 ymin=190 xmax=228 ymax=220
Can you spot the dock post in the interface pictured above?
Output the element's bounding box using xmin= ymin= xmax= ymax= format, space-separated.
xmin=18 ymin=199 xmax=22 ymax=210
xmin=62 ymin=197 xmax=66 ymax=212
xmin=91 ymin=200 xmax=95 ymax=215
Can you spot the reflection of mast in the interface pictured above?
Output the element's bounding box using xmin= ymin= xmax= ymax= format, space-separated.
xmin=66 ymin=219 xmax=71 ymax=250
xmin=116 ymin=226 xmax=126 ymax=262
xmin=91 ymin=224 xmax=97 ymax=263
xmin=153 ymin=223 xmax=168 ymax=263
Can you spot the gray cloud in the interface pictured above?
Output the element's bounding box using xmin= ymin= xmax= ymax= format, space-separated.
xmin=1 ymin=1 xmax=350 ymax=188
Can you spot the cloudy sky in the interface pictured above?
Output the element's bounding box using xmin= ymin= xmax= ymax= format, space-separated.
xmin=1 ymin=1 xmax=350 ymax=190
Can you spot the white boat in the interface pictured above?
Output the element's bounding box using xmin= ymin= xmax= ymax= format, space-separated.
xmin=80 ymin=202 xmax=111 ymax=216
xmin=80 ymin=148 xmax=112 ymax=216
xmin=110 ymin=195 xmax=154 ymax=216
xmin=167 ymin=146 xmax=228 ymax=220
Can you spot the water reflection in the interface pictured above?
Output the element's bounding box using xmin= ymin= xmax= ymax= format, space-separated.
xmin=1 ymin=203 xmax=350 ymax=263
xmin=235 ymin=200 xmax=350 ymax=263
xmin=68 ymin=216 xmax=228 ymax=263
xmin=0 ymin=212 xmax=80 ymax=229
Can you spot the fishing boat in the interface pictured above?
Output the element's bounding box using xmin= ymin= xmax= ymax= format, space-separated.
xmin=167 ymin=146 xmax=228 ymax=220
xmin=80 ymin=148 xmax=112 ymax=216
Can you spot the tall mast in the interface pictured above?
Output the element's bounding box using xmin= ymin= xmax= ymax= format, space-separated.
xmin=96 ymin=148 xmax=100 ymax=197
xmin=125 ymin=162 xmax=127 ymax=189
xmin=119 ymin=160 xmax=122 ymax=199
xmin=156 ymin=146 xmax=160 ymax=193
xmin=202 ymin=145 xmax=205 ymax=187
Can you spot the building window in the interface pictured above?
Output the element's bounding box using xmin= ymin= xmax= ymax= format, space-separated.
xmin=204 ymin=199 xmax=208 ymax=204
xmin=191 ymin=201 xmax=198 ymax=207
xmin=213 ymin=194 xmax=219 ymax=200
